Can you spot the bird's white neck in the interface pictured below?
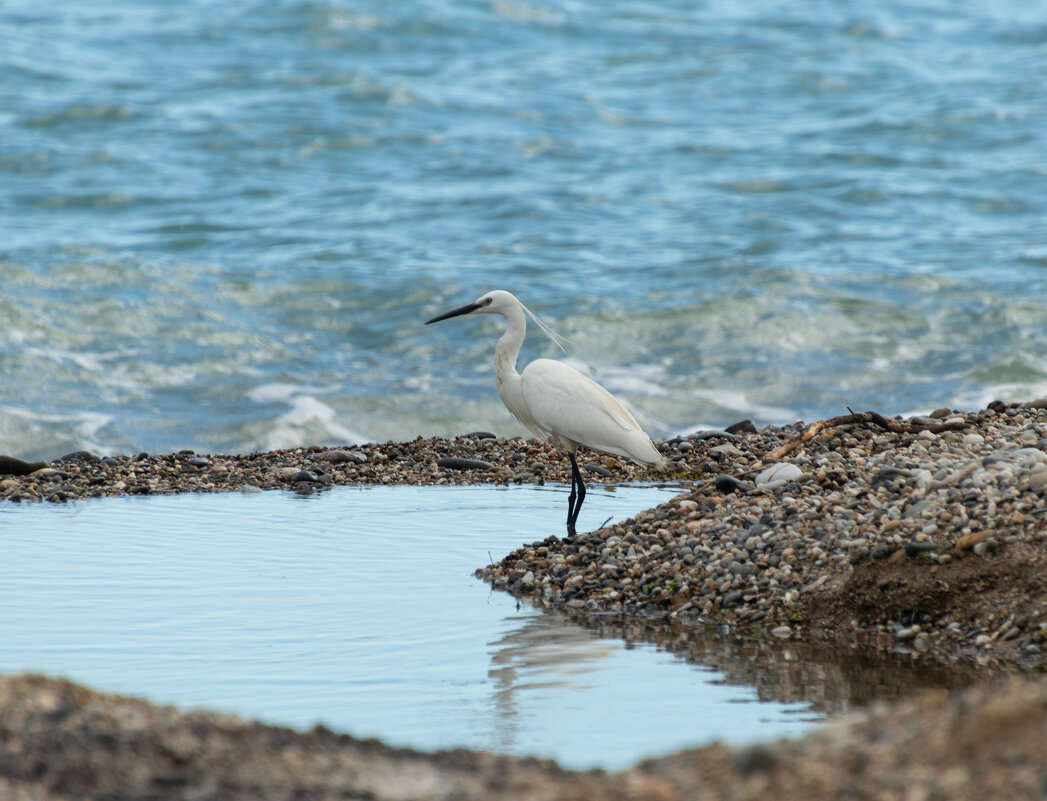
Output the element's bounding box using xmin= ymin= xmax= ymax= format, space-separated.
xmin=493 ymin=302 xmax=527 ymax=393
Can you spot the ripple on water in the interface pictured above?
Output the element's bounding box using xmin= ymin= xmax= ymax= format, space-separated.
xmin=0 ymin=482 xmax=973 ymax=769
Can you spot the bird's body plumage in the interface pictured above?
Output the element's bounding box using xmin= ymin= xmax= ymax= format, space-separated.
xmin=520 ymin=359 xmax=662 ymax=465
xmin=426 ymin=289 xmax=663 ymax=535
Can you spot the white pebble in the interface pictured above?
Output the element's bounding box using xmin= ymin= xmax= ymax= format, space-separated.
xmin=756 ymin=462 xmax=803 ymax=489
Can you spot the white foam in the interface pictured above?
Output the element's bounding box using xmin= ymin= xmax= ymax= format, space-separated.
xmin=248 ymin=383 xmax=316 ymax=404
xmin=248 ymin=385 xmax=366 ymax=451
xmin=0 ymin=405 xmax=117 ymax=456
xmin=687 ymin=388 xmax=797 ymax=422
xmin=594 ymin=365 xmax=671 ymax=398
xmin=946 ymin=381 xmax=1047 ymax=412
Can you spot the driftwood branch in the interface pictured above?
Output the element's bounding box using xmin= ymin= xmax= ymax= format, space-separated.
xmin=765 ymin=410 xmax=969 ymax=461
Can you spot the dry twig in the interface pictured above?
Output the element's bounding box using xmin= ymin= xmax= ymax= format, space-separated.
xmin=765 ymin=410 xmax=969 ymax=462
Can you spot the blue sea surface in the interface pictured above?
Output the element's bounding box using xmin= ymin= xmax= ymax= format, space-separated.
xmin=2 ymin=1 xmax=1046 ymax=458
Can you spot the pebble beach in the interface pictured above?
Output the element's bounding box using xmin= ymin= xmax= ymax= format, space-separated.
xmin=482 ymin=400 xmax=1047 ymax=675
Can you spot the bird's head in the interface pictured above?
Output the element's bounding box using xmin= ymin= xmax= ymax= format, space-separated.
xmin=424 ymin=290 xmax=518 ymax=324
xmin=425 ymin=290 xmax=569 ymax=351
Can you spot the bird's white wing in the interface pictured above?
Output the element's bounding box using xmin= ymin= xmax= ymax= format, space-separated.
xmin=520 ymin=359 xmax=662 ymax=466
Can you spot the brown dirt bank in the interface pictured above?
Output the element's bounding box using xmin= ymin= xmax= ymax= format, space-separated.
xmin=1 ymin=672 xmax=1044 ymax=801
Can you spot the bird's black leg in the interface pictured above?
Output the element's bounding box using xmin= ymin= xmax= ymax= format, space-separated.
xmin=566 ymin=454 xmax=578 ymax=537
xmin=566 ymin=453 xmax=586 ymax=537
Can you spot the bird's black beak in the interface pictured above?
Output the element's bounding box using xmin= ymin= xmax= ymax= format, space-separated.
xmin=425 ymin=301 xmax=483 ymax=325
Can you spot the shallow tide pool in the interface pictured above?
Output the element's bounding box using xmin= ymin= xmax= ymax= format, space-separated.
xmin=1 ymin=483 xmax=824 ymax=769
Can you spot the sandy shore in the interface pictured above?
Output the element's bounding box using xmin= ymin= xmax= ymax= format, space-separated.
xmin=2 ymin=399 xmax=1046 ymax=798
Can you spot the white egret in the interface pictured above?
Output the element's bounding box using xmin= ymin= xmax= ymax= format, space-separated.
xmin=425 ymin=290 xmax=664 ymax=536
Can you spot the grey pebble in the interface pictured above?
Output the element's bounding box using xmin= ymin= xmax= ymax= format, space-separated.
xmin=315 ymin=450 xmax=352 ymax=464
xmin=316 ymin=449 xmax=369 ymax=464
xmin=872 ymin=466 xmax=911 ymax=485
xmin=732 ymin=743 xmax=778 ymax=774
xmin=0 ymin=455 xmax=48 ymax=476
xmin=722 ymin=590 xmax=743 ymax=608
xmin=693 ymin=429 xmax=741 ymax=441
xmin=710 ymin=443 xmax=744 ymax=457
xmin=904 ymin=541 xmax=938 ymax=557
xmin=724 ymin=419 xmax=757 ymax=435
xmin=973 ymin=538 xmax=999 ymax=556
xmin=714 ymin=474 xmax=754 ymax=494
xmin=56 ymin=451 xmax=100 ymax=463
xmin=437 ymin=457 xmax=494 ymax=471
xmin=1025 ymin=472 xmax=1047 ymax=494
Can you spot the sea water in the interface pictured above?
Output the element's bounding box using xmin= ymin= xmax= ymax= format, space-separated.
xmin=2 ymin=1 xmax=1047 ymax=460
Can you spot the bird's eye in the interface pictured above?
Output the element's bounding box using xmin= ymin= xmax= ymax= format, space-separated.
xmin=483 ymin=297 xmax=493 ymax=305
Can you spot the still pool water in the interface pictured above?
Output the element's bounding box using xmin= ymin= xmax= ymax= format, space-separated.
xmin=0 ymin=483 xmax=956 ymax=769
